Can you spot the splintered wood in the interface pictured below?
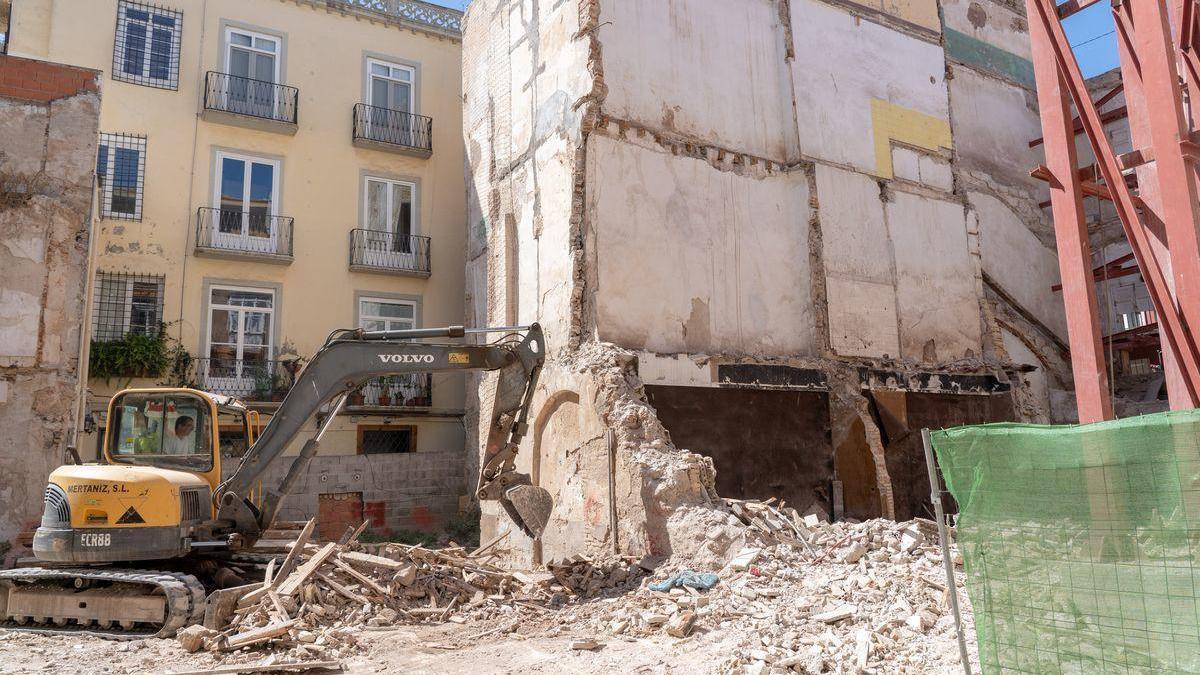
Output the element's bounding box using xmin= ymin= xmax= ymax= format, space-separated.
xmin=196 ymin=520 xmax=647 ymax=656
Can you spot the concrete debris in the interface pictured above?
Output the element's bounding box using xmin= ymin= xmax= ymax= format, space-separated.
xmin=568 ymin=639 xmax=601 ymax=651
xmin=535 ymin=504 xmax=977 ymax=672
xmin=198 ymin=520 xmax=646 ymax=658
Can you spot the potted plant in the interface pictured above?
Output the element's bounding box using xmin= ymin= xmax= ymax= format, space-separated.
xmin=377 ymin=377 xmax=394 ymax=407
xmin=348 ymin=388 xmax=366 ymax=406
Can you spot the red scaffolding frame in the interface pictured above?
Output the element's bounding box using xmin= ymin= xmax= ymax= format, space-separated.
xmin=1026 ymin=0 xmax=1200 ymax=421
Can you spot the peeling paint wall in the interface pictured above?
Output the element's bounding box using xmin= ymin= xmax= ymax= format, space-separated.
xmin=463 ymin=0 xmax=1069 ymax=564
xmin=0 ymin=55 xmax=100 ymax=547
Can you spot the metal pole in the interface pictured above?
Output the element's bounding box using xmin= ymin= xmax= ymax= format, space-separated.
xmin=922 ymin=428 xmax=972 ymax=675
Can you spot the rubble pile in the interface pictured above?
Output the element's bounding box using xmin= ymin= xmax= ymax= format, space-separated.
xmin=183 ymin=521 xmax=646 ymax=664
xmin=547 ymin=513 xmax=977 ymax=673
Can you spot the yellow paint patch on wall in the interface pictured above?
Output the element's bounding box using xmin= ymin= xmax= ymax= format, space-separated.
xmin=837 ymin=0 xmax=941 ymax=33
xmin=870 ymin=98 xmax=952 ymax=179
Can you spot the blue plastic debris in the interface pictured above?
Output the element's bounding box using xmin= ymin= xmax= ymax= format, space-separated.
xmin=648 ymin=570 xmax=720 ymax=592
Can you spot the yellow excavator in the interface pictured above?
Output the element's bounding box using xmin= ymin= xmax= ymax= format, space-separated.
xmin=0 ymin=324 xmax=549 ymax=638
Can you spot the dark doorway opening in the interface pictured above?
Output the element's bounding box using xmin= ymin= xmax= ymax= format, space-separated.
xmin=644 ymin=386 xmax=833 ymax=516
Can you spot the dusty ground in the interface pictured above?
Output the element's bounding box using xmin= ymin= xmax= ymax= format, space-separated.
xmin=0 ymin=612 xmax=973 ymax=675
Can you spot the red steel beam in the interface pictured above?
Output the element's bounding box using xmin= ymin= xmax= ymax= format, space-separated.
xmin=1117 ymin=0 xmax=1200 ymax=408
xmin=1026 ymin=0 xmax=1114 ymax=422
xmin=1028 ymin=105 xmax=1129 ymax=148
xmin=1028 ymin=0 xmax=1200 ymax=404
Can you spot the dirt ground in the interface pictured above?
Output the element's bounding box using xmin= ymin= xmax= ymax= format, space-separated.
xmin=0 ymin=614 xmax=971 ymax=675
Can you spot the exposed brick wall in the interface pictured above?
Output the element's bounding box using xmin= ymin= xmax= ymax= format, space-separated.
xmin=317 ymin=492 xmax=364 ymax=542
xmin=0 ymin=55 xmax=101 ymax=103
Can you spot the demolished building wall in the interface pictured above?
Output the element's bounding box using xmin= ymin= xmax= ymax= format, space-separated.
xmin=463 ymin=0 xmax=1069 ymax=563
xmin=0 ymin=55 xmax=100 ymax=548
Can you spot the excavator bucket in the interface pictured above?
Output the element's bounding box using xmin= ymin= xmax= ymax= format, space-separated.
xmin=504 ymin=483 xmax=553 ymax=538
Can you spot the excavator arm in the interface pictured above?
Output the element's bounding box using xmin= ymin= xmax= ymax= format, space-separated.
xmin=209 ymin=324 xmax=548 ymax=543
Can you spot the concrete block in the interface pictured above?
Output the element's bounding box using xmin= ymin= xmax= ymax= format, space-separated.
xmin=892 ymin=147 xmax=921 ymax=183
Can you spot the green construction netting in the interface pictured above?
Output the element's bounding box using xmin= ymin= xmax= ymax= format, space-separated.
xmin=930 ymin=410 xmax=1200 ymax=674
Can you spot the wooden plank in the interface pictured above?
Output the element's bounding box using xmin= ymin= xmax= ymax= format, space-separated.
xmin=277 ymin=542 xmax=339 ymax=597
xmin=166 ymin=661 xmax=342 ymax=675
xmin=267 ymin=590 xmax=290 ymax=622
xmin=275 ymin=519 xmax=316 ymax=581
xmin=317 ymin=572 xmax=368 ymax=604
xmin=204 ymin=583 xmax=259 ymax=629
xmin=332 ymin=559 xmax=390 ymax=596
xmin=337 ymin=520 xmax=369 ymax=546
xmin=469 ymin=531 xmax=510 ymax=558
xmin=339 ymin=550 xmax=403 ymax=571
xmin=223 ymin=618 xmax=299 ymax=650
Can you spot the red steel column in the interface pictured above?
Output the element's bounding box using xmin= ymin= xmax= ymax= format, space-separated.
xmin=1125 ymin=0 xmax=1200 ymax=408
xmin=1026 ymin=0 xmax=1115 ymax=422
xmin=1113 ymin=1 xmax=1198 ymax=408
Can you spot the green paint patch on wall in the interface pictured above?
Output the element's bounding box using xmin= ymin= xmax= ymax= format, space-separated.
xmin=944 ymin=27 xmax=1035 ymax=89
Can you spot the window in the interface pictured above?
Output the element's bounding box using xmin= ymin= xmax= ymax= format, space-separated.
xmin=97 ymin=133 xmax=147 ymax=220
xmin=112 ymin=1 xmax=182 ymax=89
xmin=108 ymin=391 xmax=213 ymax=472
xmin=367 ymin=59 xmax=414 ymax=113
xmin=212 ymin=151 xmax=281 ymax=251
xmin=358 ymin=297 xmax=415 ymax=333
xmin=92 ymin=272 xmax=164 ymax=342
xmin=362 ymin=176 xmax=415 ymax=260
xmin=204 ymin=285 xmax=274 ymax=389
xmin=225 ymin=28 xmax=279 ymax=83
xmin=358 ymin=425 xmax=415 ymax=454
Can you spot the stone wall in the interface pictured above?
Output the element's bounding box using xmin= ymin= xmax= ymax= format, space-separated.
xmin=0 ymin=54 xmax=100 ymax=547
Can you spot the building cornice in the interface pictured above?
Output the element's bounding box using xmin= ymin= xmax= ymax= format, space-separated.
xmin=283 ymin=0 xmax=463 ymax=42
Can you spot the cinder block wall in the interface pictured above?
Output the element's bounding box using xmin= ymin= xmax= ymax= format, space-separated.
xmin=222 ymin=451 xmax=466 ymax=539
xmin=0 ymin=55 xmax=101 ymax=547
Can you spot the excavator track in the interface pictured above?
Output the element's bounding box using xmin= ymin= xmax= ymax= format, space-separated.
xmin=0 ymin=567 xmax=205 ymax=640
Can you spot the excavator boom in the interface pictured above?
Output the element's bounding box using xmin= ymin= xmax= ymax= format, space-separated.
xmin=212 ymin=324 xmax=548 ymax=542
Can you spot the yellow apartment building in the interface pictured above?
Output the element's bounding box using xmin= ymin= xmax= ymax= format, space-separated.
xmin=5 ymin=0 xmax=469 ymax=536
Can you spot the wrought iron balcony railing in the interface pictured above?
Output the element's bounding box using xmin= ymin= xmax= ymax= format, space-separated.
xmin=352 ymin=103 xmax=433 ymax=156
xmin=196 ymin=358 xmax=299 ymax=401
xmin=203 ymin=71 xmax=298 ymax=126
xmin=349 ymin=229 xmax=431 ymax=276
xmin=349 ymin=373 xmax=433 ymax=408
xmin=195 ymin=207 xmax=294 ymax=261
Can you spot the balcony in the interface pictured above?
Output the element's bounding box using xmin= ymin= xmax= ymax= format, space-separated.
xmin=352 ymin=104 xmax=432 ymax=157
xmin=347 ymin=373 xmax=433 ymax=410
xmin=194 ymin=208 xmax=294 ymax=264
xmin=196 ymin=358 xmax=299 ymax=402
xmin=202 ymin=71 xmax=298 ymax=135
xmin=348 ymin=229 xmax=431 ymax=277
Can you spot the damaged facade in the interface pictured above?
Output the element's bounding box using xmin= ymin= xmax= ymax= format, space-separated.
xmin=463 ymin=0 xmax=1070 ymax=564
xmin=0 ymin=54 xmax=100 ymax=547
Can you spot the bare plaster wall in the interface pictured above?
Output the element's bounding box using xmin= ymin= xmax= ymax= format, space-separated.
xmin=587 ymin=134 xmax=815 ymax=356
xmin=596 ymin=0 xmax=797 ymax=162
xmin=0 ymin=81 xmax=100 ymax=547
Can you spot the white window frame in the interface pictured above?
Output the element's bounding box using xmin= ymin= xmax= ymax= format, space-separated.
xmin=114 ymin=1 xmax=181 ymax=88
xmin=366 ymin=58 xmax=415 ymax=112
xmin=97 ymin=134 xmax=146 ymax=221
xmin=362 ymin=175 xmax=417 ymax=235
xmin=224 ymin=27 xmax=280 ymax=83
xmin=212 ymin=150 xmax=282 ymax=251
xmin=358 ymin=297 xmax=417 ymax=333
xmin=203 ymin=285 xmax=276 ymax=387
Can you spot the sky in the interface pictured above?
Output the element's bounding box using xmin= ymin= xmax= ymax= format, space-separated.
xmin=423 ymin=0 xmax=1118 ymax=78
xmin=1061 ymin=2 xmax=1120 ymax=78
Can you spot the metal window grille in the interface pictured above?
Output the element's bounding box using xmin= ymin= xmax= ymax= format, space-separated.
xmin=92 ymin=272 xmax=165 ymax=342
xmin=359 ymin=427 xmax=414 ymax=454
xmin=97 ymin=133 xmax=147 ymax=221
xmin=112 ymin=0 xmax=182 ymax=89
